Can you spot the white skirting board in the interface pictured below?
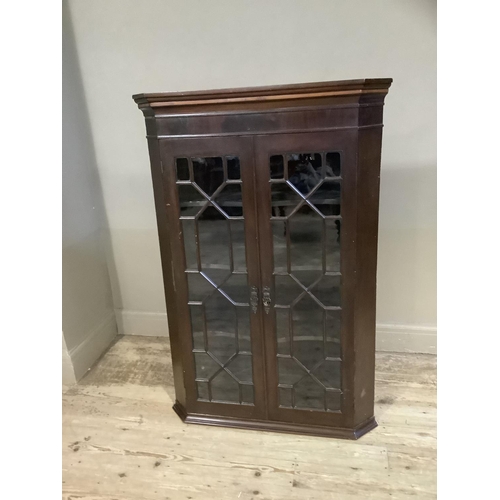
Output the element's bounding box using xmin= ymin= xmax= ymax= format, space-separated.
xmin=65 ymin=312 xmax=118 ymax=381
xmin=62 ymin=333 xmax=77 ymax=386
xmin=115 ymin=310 xmax=170 ymax=337
xmin=115 ymin=310 xmax=436 ymax=354
xmin=375 ymin=323 xmax=436 ymax=354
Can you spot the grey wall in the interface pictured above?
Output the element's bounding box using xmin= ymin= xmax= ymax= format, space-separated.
xmin=62 ymin=1 xmax=117 ymax=381
xmin=66 ymin=0 xmax=436 ymax=351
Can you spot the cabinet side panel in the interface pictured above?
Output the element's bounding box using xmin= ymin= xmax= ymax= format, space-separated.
xmin=353 ymin=126 xmax=383 ymax=425
xmin=146 ymin=136 xmax=187 ymax=406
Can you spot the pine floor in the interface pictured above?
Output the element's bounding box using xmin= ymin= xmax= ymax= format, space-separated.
xmin=62 ymin=336 xmax=437 ymax=500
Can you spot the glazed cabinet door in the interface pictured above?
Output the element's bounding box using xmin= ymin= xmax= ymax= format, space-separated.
xmin=254 ymin=131 xmax=357 ymax=428
xmin=160 ymin=136 xmax=266 ymax=420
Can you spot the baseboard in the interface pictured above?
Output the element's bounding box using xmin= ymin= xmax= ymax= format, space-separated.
xmin=376 ymin=323 xmax=437 ymax=354
xmin=115 ymin=310 xmax=435 ymax=354
xmin=62 ymin=333 xmax=76 ymax=386
xmin=68 ymin=311 xmax=118 ymax=380
xmin=115 ymin=310 xmax=169 ymax=337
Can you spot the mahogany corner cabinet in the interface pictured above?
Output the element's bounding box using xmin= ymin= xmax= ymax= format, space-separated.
xmin=133 ymin=78 xmax=392 ymax=439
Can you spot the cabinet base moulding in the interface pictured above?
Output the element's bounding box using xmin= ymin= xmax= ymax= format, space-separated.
xmin=172 ymin=402 xmax=377 ymax=440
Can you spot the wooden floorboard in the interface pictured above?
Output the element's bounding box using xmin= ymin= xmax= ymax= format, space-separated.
xmin=62 ymin=336 xmax=436 ymax=500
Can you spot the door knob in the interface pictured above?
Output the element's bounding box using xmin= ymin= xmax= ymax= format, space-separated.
xmin=262 ymin=286 xmax=271 ymax=314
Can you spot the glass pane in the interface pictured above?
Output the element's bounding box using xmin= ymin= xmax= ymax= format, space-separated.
xmin=274 ymin=275 xmax=304 ymax=306
xmin=197 ymin=381 xmax=210 ymax=400
xmin=177 ymin=153 xmax=253 ymax=406
xmin=276 ymin=308 xmax=290 ymax=355
xmin=193 ymin=157 xmax=223 ymax=196
xmin=287 ymin=153 xmax=322 ymax=194
xmin=278 ymin=357 xmax=304 ymax=386
xmin=279 ymin=387 xmax=292 ymax=408
xmin=289 ymin=205 xmax=323 ymax=287
xmin=236 ymin=306 xmax=251 ymax=352
xmin=294 ymin=377 xmax=324 ymax=410
xmin=230 ymin=220 xmax=247 ymax=271
xmin=326 ymin=152 xmax=341 ymax=177
xmin=325 ymin=219 xmax=341 ymax=272
xmin=190 ymin=305 xmax=205 ymax=350
xmin=194 ymin=352 xmax=220 ymax=380
xmin=325 ymin=309 xmax=341 ymax=358
xmin=241 ymin=384 xmax=254 ymax=404
xmin=270 ymin=182 xmax=302 ymax=218
xmin=211 ymin=370 xmax=239 ymax=403
xmin=220 ymin=274 xmax=249 ymax=304
xmin=270 ymin=155 xmax=284 ymax=179
xmin=214 ymin=184 xmax=243 ymax=217
xmin=326 ymin=391 xmax=342 ymax=411
xmin=227 ymin=156 xmax=241 ymax=180
xmin=272 ymin=220 xmax=287 ymax=272
xmin=182 ymin=219 xmax=197 ymax=270
xmin=187 ymin=273 xmax=215 ymax=302
xmin=226 ymin=354 xmax=253 ymax=383
xmin=312 ymin=275 xmax=341 ymax=308
xmin=177 ymin=184 xmax=206 ymax=217
xmin=291 ymin=295 xmax=324 ymax=370
xmin=313 ymin=360 xmax=341 ymax=389
xmin=205 ymin=293 xmax=237 ymax=365
xmin=270 ymin=150 xmax=343 ymax=412
xmin=310 ymin=180 xmax=341 ymax=216
xmin=198 ymin=208 xmax=231 ymax=286
xmin=176 ymin=157 xmax=190 ymax=181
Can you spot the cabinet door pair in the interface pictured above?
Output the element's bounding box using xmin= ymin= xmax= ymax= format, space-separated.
xmin=161 ymin=131 xmax=356 ymax=428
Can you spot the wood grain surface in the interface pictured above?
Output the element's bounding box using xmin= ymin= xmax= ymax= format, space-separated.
xmin=62 ymin=336 xmax=436 ymax=500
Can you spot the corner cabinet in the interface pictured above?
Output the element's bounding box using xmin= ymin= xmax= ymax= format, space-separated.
xmin=133 ymin=79 xmax=392 ymax=439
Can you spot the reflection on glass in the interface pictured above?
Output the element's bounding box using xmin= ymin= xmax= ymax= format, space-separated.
xmin=272 ymin=220 xmax=287 ymax=272
xmin=176 ymin=156 xmax=255 ymax=405
xmin=197 ymin=381 xmax=209 ymax=400
xmin=241 ymin=385 xmax=254 ymax=404
xmin=236 ymin=306 xmax=251 ymax=352
xmin=230 ymin=220 xmax=247 ymax=272
xmin=205 ymin=292 xmax=237 ymax=365
xmin=274 ymin=275 xmax=303 ymax=306
xmin=182 ymin=219 xmax=197 ymax=270
xmin=211 ymin=370 xmax=239 ymax=403
xmin=220 ymin=274 xmax=249 ymax=304
xmin=326 ymin=152 xmax=341 ymax=177
xmin=270 ymin=183 xmax=302 ymax=218
xmin=289 ymin=205 xmax=323 ymax=287
xmin=227 ymin=354 xmax=253 ymax=383
xmin=294 ymin=377 xmax=324 ymax=410
xmin=325 ymin=219 xmax=341 ymax=272
xmin=292 ymin=295 xmax=324 ymax=370
xmin=270 ymin=155 xmax=284 ymax=179
xmin=198 ymin=209 xmax=231 ymax=286
xmin=190 ymin=304 xmax=205 ymax=350
xmin=288 ymin=153 xmax=322 ymax=195
xmin=279 ymin=387 xmax=292 ymax=407
xmin=227 ymin=156 xmax=241 ymax=180
xmin=177 ymin=184 xmax=206 ymax=217
xmin=270 ymin=151 xmax=343 ymax=412
xmin=312 ymin=275 xmax=341 ymax=307
xmin=193 ymin=157 xmax=223 ymax=195
xmin=326 ymin=390 xmax=341 ymax=411
xmin=325 ymin=309 xmax=341 ymax=358
xmin=276 ymin=308 xmax=290 ymax=355
xmin=214 ymin=184 xmax=243 ymax=217
xmin=176 ymin=157 xmax=190 ymax=181
xmin=310 ymin=180 xmax=341 ymax=216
